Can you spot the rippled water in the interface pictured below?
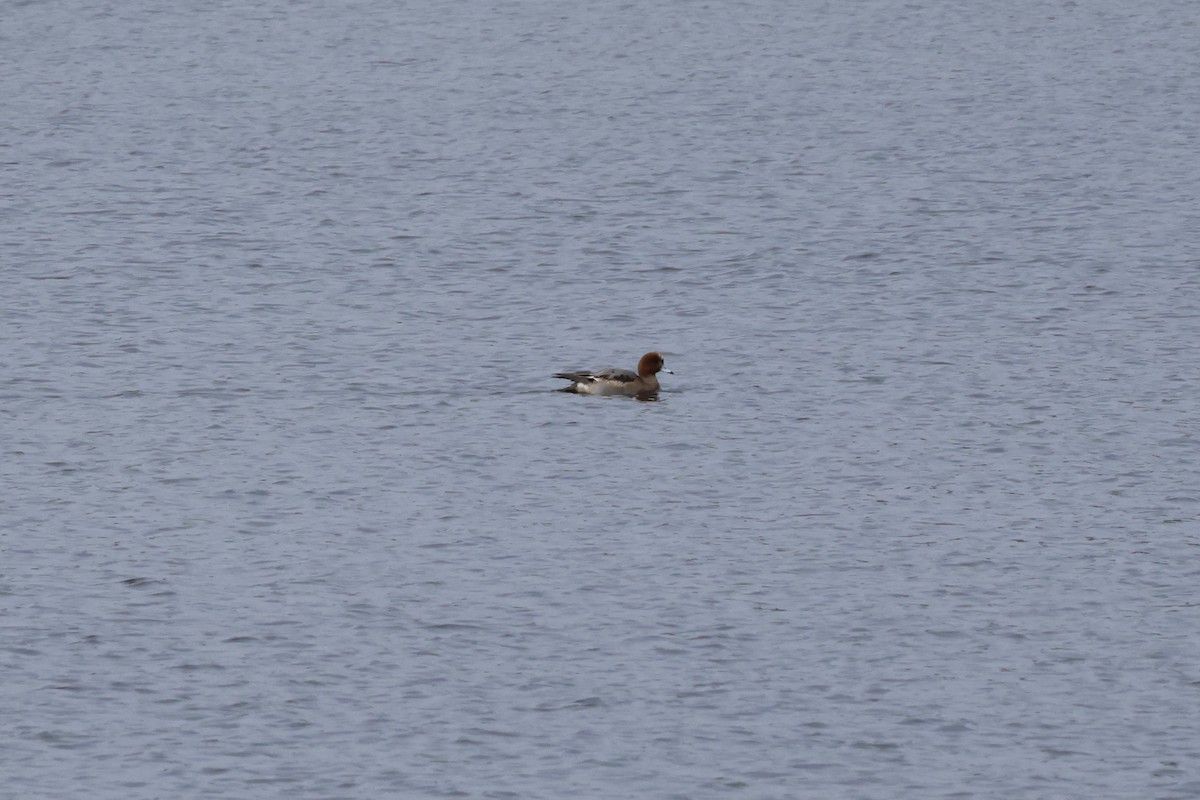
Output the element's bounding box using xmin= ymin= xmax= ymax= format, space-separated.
xmin=5 ymin=1 xmax=1200 ymax=798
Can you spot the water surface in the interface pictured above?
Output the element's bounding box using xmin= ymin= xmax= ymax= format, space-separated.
xmin=4 ymin=1 xmax=1200 ymax=798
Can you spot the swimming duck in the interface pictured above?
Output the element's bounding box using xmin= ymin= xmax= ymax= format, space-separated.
xmin=555 ymin=351 xmax=671 ymax=397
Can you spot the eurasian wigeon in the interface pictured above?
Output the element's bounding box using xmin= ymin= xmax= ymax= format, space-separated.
xmin=555 ymin=351 xmax=672 ymax=397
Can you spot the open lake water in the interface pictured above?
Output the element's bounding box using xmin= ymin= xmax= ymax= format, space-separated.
xmin=4 ymin=0 xmax=1200 ymax=797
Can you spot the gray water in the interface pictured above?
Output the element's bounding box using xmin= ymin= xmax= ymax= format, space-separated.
xmin=4 ymin=1 xmax=1200 ymax=798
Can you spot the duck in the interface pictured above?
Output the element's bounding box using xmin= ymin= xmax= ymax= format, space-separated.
xmin=555 ymin=351 xmax=671 ymax=397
